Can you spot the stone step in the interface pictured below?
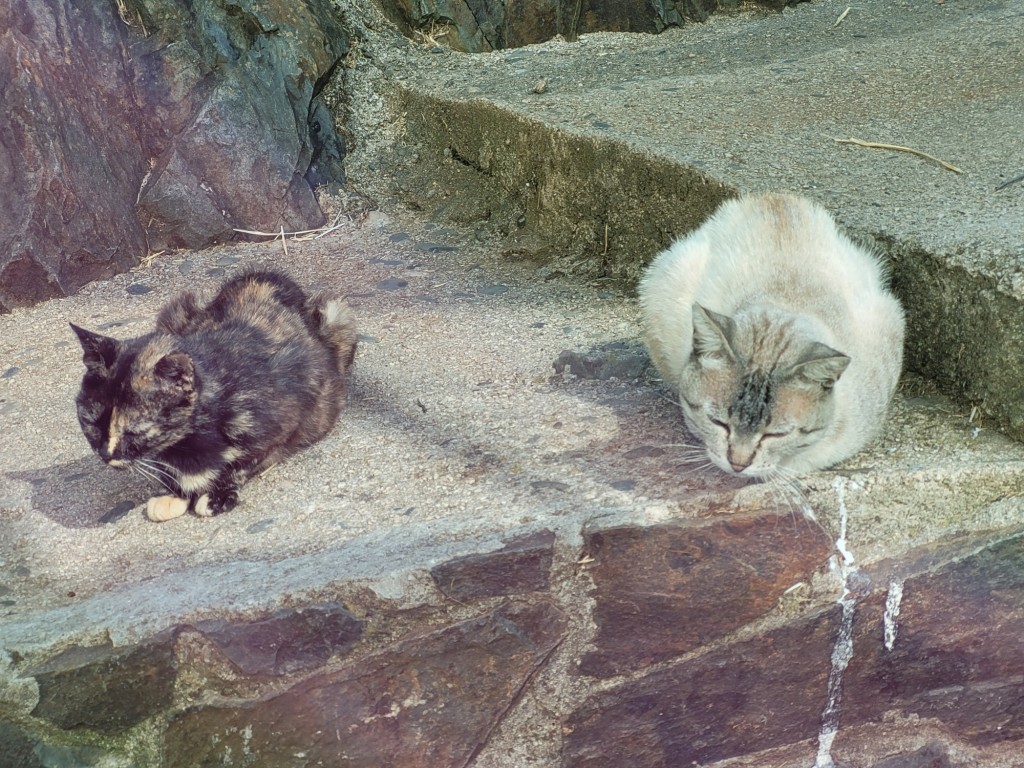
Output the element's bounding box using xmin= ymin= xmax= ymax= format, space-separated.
xmin=350 ymin=0 xmax=1024 ymax=439
xmin=1 ymin=202 xmax=1023 ymax=765
xmin=2 ymin=0 xmax=1024 ymax=764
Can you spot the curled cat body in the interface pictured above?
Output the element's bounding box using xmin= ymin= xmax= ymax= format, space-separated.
xmin=72 ymin=269 xmax=357 ymax=521
xmin=639 ymin=193 xmax=904 ymax=478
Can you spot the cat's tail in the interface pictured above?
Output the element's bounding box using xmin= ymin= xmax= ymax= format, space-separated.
xmin=309 ymin=293 xmax=358 ymax=376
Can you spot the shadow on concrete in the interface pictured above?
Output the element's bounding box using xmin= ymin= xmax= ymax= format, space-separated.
xmin=6 ymin=458 xmax=150 ymax=529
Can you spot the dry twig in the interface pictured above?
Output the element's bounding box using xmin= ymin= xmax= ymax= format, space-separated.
xmin=834 ymin=137 xmax=962 ymax=173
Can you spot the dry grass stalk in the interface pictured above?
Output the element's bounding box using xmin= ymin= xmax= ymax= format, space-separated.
xmin=835 ymin=137 xmax=962 ymax=173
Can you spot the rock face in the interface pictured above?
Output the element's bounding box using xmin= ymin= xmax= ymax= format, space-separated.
xmin=376 ymin=0 xmax=799 ymax=52
xmin=0 ymin=0 xmax=149 ymax=312
xmin=0 ymin=0 xmax=347 ymax=312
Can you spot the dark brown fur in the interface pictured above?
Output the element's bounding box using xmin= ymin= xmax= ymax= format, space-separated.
xmin=71 ymin=269 xmax=357 ymax=518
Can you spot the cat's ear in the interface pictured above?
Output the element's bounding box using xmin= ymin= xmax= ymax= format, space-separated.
xmin=691 ymin=304 xmax=738 ymax=362
xmin=153 ymin=351 xmax=196 ymax=395
xmin=70 ymin=324 xmax=117 ymax=374
xmin=791 ymin=342 xmax=851 ymax=390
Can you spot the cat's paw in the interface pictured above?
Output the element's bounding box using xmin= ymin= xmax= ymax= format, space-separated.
xmin=193 ymin=489 xmax=238 ymax=517
xmin=146 ymin=495 xmax=189 ymax=522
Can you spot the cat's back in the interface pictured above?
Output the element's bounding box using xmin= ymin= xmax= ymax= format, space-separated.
xmin=639 ymin=193 xmax=903 ymax=390
xmin=207 ymin=270 xmax=312 ymax=332
xmin=669 ymin=193 xmax=885 ymax=299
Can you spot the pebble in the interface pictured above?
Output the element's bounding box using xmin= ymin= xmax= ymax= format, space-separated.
xmin=126 ymin=284 xmax=152 ymax=295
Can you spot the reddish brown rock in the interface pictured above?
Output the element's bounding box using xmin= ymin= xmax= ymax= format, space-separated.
xmin=838 ymin=533 xmax=1024 ymax=748
xmin=579 ymin=513 xmax=833 ymax=677
xmin=563 ymin=607 xmax=838 ymax=767
xmin=164 ymin=600 xmax=566 ymax=767
xmin=0 ymin=0 xmax=148 ymax=312
xmin=0 ymin=0 xmax=347 ymax=311
xmin=430 ymin=529 xmax=555 ymax=601
xmin=194 ymin=603 xmax=363 ymax=676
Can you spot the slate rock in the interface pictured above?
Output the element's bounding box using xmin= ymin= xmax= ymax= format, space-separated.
xmin=839 ymin=532 xmax=1024 ymax=748
xmin=0 ymin=0 xmax=348 ymax=310
xmin=382 ymin=0 xmax=771 ymax=52
xmin=164 ymin=600 xmax=566 ymax=767
xmin=563 ymin=607 xmax=838 ymax=767
xmin=132 ymin=0 xmax=349 ymax=251
xmin=430 ymin=529 xmax=555 ymax=601
xmin=0 ymin=721 xmax=131 ymax=768
xmin=29 ymin=631 xmax=178 ymax=734
xmin=0 ymin=0 xmax=147 ymax=312
xmin=0 ymin=721 xmax=43 ymax=768
xmin=193 ymin=603 xmax=363 ymax=676
xmin=872 ymin=740 xmax=953 ymax=768
xmin=579 ymin=513 xmax=833 ymax=677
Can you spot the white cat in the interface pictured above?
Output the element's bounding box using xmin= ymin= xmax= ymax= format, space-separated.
xmin=639 ymin=193 xmax=904 ymax=478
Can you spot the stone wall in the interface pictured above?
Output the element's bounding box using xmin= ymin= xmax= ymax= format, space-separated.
xmin=3 ymin=512 xmax=1022 ymax=766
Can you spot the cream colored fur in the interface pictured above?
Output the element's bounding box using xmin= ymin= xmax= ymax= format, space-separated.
xmin=639 ymin=193 xmax=905 ymax=476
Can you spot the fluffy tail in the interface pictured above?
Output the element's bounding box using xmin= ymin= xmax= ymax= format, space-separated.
xmin=309 ymin=293 xmax=358 ymax=376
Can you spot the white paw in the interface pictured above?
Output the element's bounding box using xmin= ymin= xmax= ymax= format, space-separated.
xmin=193 ymin=494 xmax=213 ymax=517
xmin=146 ymin=495 xmax=188 ymax=522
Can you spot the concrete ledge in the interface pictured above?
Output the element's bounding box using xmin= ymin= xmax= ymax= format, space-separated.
xmin=364 ymin=0 xmax=1024 ymax=437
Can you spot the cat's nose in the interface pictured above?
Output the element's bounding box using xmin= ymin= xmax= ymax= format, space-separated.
xmin=727 ymin=447 xmax=753 ymax=473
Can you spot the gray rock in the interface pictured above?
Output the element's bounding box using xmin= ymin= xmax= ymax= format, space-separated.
xmin=553 ymin=340 xmax=650 ymax=381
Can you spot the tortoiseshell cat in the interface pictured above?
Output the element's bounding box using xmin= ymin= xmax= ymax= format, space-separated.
xmin=72 ymin=269 xmax=357 ymax=521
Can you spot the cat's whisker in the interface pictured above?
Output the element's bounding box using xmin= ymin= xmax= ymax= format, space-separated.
xmin=137 ymin=459 xmax=179 ymax=483
xmin=130 ymin=462 xmax=176 ymax=494
xmin=761 ymin=467 xmax=818 ymax=531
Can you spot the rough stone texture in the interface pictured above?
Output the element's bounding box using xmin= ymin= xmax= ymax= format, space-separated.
xmin=0 ymin=0 xmax=347 ymax=311
xmin=0 ymin=720 xmax=137 ymax=768
xmin=194 ymin=603 xmax=364 ymax=676
xmin=430 ymin=529 xmax=555 ymax=600
xmin=130 ymin=0 xmax=349 ymax=251
xmin=29 ymin=631 xmax=178 ymax=734
xmin=872 ymin=741 xmax=953 ymax=768
xmin=563 ymin=607 xmax=837 ymax=767
xmin=163 ymin=601 xmax=566 ymax=767
xmin=376 ymin=0 xmax=798 ymax=51
xmin=552 ymin=341 xmax=650 ymax=381
xmin=579 ymin=513 xmax=833 ymax=677
xmin=0 ymin=0 xmax=149 ymax=313
xmin=838 ymin=532 xmax=1024 ymax=748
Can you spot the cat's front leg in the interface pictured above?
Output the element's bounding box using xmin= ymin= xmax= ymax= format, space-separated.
xmin=146 ymin=495 xmax=189 ymax=522
xmin=192 ymin=485 xmax=239 ymax=517
xmin=190 ymin=459 xmax=263 ymax=517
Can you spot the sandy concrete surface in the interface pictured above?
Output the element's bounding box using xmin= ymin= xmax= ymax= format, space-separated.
xmin=2 ymin=201 xmax=1023 ymax=660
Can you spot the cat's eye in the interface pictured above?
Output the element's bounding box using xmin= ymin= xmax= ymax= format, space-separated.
xmin=708 ymin=417 xmax=730 ymax=433
xmin=762 ymin=430 xmax=792 ymax=439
